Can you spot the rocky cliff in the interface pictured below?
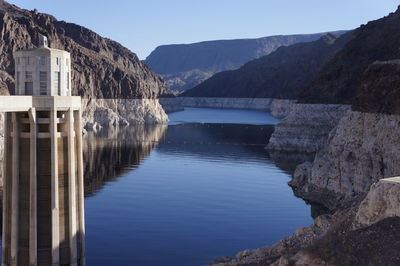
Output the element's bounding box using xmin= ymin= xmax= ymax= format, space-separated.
xmin=183 ymin=33 xmax=352 ymax=98
xmin=266 ymin=104 xmax=350 ymax=153
xmin=145 ymin=31 xmax=346 ymax=92
xmin=291 ymin=110 xmax=400 ymax=210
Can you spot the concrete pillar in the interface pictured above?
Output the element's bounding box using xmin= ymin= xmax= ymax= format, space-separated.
xmin=74 ymin=109 xmax=85 ymax=265
xmin=2 ymin=113 xmax=12 ymax=266
xmin=10 ymin=113 xmax=19 ymax=266
xmin=50 ymin=109 xmax=60 ymax=265
xmin=67 ymin=108 xmax=78 ymax=265
xmin=28 ymin=108 xmax=37 ymax=266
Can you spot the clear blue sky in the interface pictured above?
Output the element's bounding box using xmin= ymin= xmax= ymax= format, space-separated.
xmin=8 ymin=0 xmax=400 ymax=59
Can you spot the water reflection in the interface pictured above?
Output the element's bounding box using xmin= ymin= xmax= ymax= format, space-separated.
xmin=83 ymin=121 xmax=314 ymax=266
xmin=83 ymin=124 xmax=167 ymax=196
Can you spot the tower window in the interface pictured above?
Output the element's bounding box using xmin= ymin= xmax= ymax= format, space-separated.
xmin=25 ymin=71 xmax=32 ymax=79
xmin=25 ymin=82 xmax=33 ymax=95
xmin=40 ymin=56 xmax=46 ymax=65
xmin=16 ymin=72 xmax=20 ymax=94
xmin=40 ymin=72 xmax=47 ymax=95
xmin=67 ymin=72 xmax=70 ymax=93
xmin=54 ymin=71 xmax=60 ymax=95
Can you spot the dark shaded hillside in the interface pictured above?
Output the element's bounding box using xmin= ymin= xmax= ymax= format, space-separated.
xmin=0 ymin=0 xmax=169 ymax=98
xmin=354 ymin=60 xmax=400 ymax=114
xmin=182 ymin=33 xmax=352 ymax=98
xmin=299 ymin=6 xmax=400 ymax=105
xmin=145 ymin=31 xmax=346 ymax=91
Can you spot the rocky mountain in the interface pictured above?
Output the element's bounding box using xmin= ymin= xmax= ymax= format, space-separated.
xmin=145 ymin=31 xmax=346 ymax=92
xmin=182 ymin=33 xmax=352 ymax=98
xmin=0 ymin=0 xmax=169 ymax=99
xmin=299 ymin=6 xmax=400 ymax=108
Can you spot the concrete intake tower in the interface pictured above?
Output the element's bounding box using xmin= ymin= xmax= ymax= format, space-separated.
xmin=2 ymin=35 xmax=85 ymax=265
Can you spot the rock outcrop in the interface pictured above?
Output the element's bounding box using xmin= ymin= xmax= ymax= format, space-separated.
xmin=266 ymin=104 xmax=350 ymax=153
xmin=183 ymin=33 xmax=352 ymax=98
xmin=82 ymin=99 xmax=168 ymax=130
xmin=353 ymin=177 xmax=400 ymax=229
xmin=291 ymin=111 xmax=400 ymax=209
xmin=145 ymin=31 xmax=346 ymax=92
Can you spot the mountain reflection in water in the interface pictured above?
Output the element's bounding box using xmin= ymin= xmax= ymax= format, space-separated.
xmin=83 ymin=124 xmax=167 ymax=196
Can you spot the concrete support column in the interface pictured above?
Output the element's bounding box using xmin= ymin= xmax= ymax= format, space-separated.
xmin=2 ymin=113 xmax=12 ymax=266
xmin=28 ymin=108 xmax=37 ymax=266
xmin=10 ymin=113 xmax=19 ymax=266
xmin=50 ymin=109 xmax=60 ymax=265
xmin=67 ymin=108 xmax=78 ymax=265
xmin=74 ymin=109 xmax=85 ymax=265
xmin=74 ymin=109 xmax=85 ymax=266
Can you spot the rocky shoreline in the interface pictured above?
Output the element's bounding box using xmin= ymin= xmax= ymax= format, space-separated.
xmin=266 ymin=104 xmax=350 ymax=153
xmin=158 ymin=97 xmax=295 ymax=117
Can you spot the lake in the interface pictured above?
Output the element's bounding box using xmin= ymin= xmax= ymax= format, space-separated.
xmin=83 ymin=108 xmax=313 ymax=266
xmin=0 ymin=108 xmax=313 ymax=265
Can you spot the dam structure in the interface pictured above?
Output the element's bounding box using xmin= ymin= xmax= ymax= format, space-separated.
xmin=2 ymin=36 xmax=85 ymax=265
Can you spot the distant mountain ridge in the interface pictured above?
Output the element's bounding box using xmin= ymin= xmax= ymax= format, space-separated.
xmin=181 ymin=33 xmax=352 ymax=99
xmin=145 ymin=31 xmax=347 ymax=91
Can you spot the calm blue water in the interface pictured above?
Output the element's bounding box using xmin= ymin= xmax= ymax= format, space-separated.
xmin=83 ymin=108 xmax=313 ymax=266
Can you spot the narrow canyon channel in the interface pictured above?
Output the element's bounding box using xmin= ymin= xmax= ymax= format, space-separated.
xmin=0 ymin=108 xmax=315 ymax=265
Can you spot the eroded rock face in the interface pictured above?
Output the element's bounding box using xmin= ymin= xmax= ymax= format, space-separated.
xmin=353 ymin=177 xmax=400 ymax=229
xmin=0 ymin=1 xmax=169 ymax=99
xmin=292 ymin=111 xmax=400 ymax=209
xmin=267 ymin=104 xmax=350 ymax=153
xmin=82 ymin=99 xmax=168 ymax=130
